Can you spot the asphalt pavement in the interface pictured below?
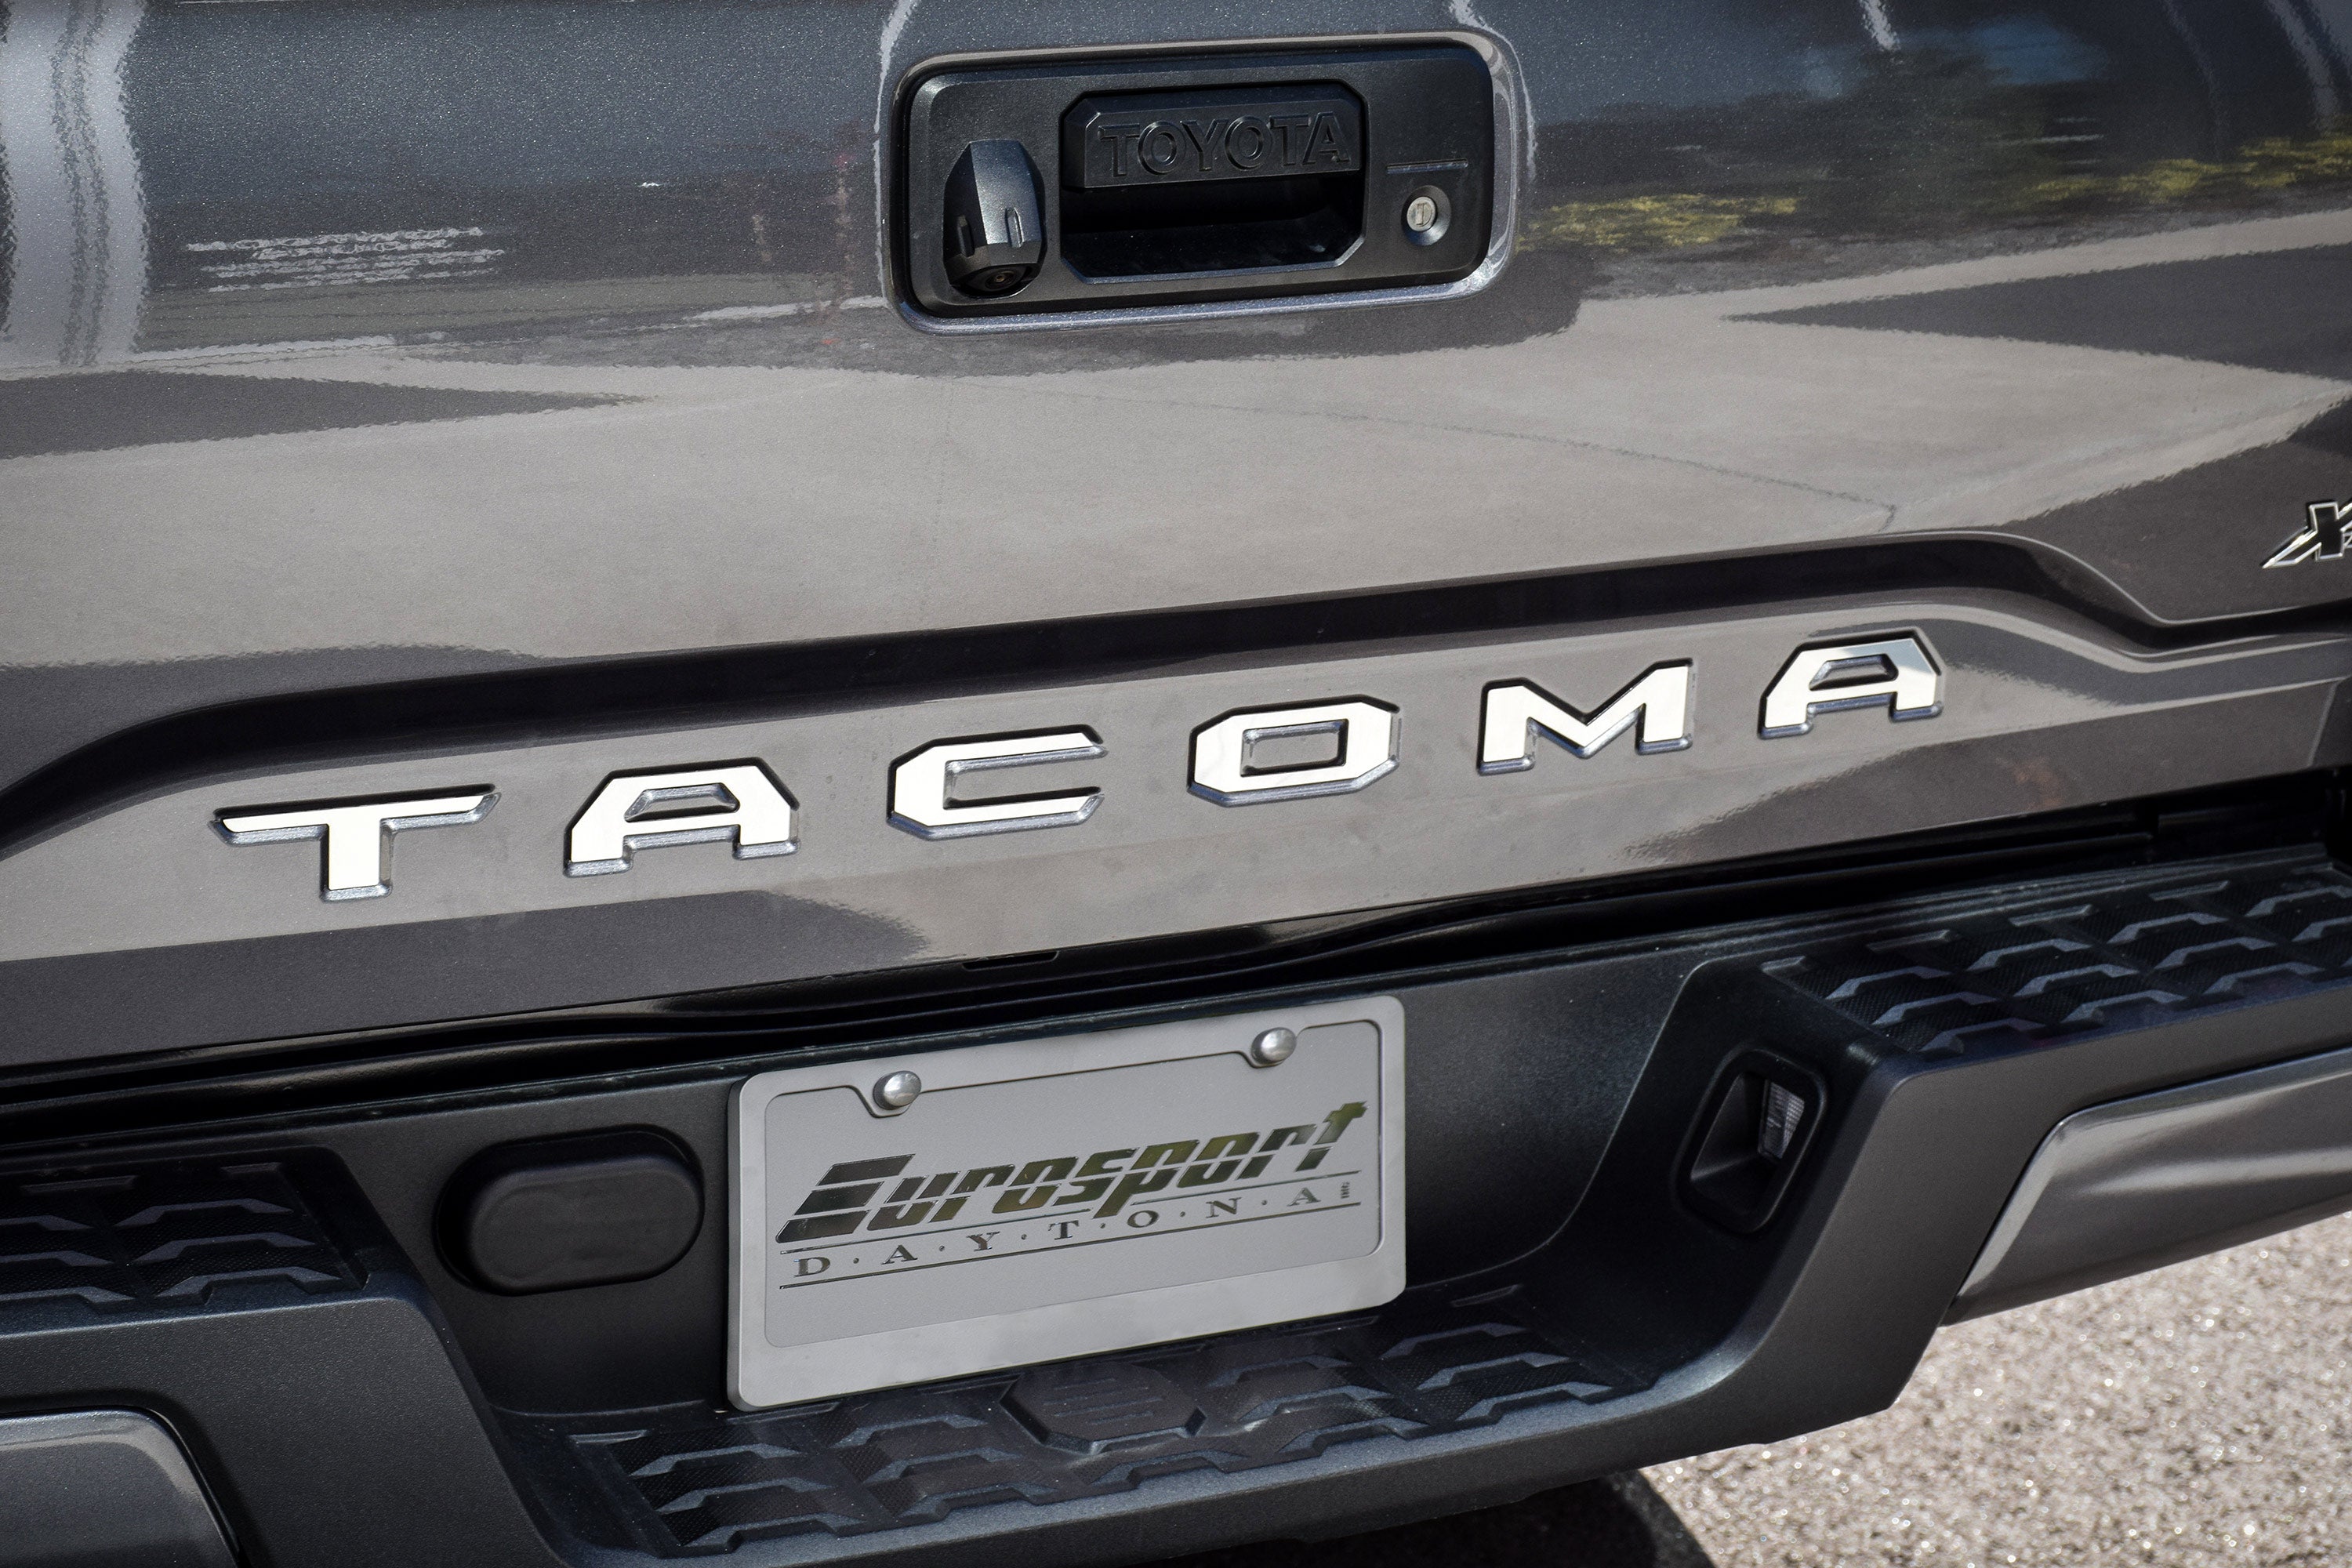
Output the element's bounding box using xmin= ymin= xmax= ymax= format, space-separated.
xmin=1168 ymin=1211 xmax=2352 ymax=1567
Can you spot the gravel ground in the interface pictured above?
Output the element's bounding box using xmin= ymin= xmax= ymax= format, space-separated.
xmin=1646 ymin=1212 xmax=2352 ymax=1567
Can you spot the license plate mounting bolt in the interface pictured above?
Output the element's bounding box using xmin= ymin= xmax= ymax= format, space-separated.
xmin=872 ymin=1070 xmax=924 ymax=1112
xmin=1247 ymin=1027 xmax=1297 ymax=1068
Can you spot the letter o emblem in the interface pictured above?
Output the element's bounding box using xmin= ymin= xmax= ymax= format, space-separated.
xmin=1138 ymin=122 xmax=1183 ymax=174
xmin=1189 ymin=699 xmax=1399 ymax=807
xmin=1126 ymin=1209 xmax=1160 ymax=1229
xmin=1225 ymin=116 xmax=1268 ymax=169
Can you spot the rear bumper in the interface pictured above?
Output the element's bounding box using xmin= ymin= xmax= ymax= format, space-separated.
xmin=1955 ymin=1030 xmax=2352 ymax=1319
xmin=4 ymin=839 xmax=2351 ymax=1566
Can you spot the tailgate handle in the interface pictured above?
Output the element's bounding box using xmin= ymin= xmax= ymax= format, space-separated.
xmin=900 ymin=45 xmax=1493 ymax=318
xmin=1052 ymin=86 xmax=1367 ymax=281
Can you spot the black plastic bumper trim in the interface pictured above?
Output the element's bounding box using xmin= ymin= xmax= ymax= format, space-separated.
xmin=3 ymin=848 xmax=2350 ymax=1566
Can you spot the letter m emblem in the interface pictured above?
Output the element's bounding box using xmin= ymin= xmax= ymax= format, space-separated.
xmin=1479 ymin=663 xmax=1693 ymax=773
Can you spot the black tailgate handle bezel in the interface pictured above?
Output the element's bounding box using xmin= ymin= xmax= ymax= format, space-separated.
xmin=896 ymin=42 xmax=1495 ymax=321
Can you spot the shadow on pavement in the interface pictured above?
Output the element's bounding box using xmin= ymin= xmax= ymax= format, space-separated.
xmin=1147 ymin=1474 xmax=1719 ymax=1567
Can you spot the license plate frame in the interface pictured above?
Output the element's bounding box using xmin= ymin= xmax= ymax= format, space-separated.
xmin=729 ymin=996 xmax=1403 ymax=1410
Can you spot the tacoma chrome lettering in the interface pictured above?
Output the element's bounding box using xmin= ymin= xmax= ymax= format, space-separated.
xmin=1477 ymin=663 xmax=1693 ymax=773
xmin=888 ymin=729 xmax=1105 ymax=840
xmin=215 ymin=790 xmax=495 ymax=901
xmin=1759 ymin=637 xmax=1942 ymax=738
xmin=565 ymin=762 xmax=796 ymax=876
xmin=212 ymin=633 xmax=1949 ymax=898
xmin=1189 ymin=699 xmax=1399 ymax=807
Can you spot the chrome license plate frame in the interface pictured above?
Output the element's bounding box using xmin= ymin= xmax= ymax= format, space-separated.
xmin=729 ymin=996 xmax=1403 ymax=1410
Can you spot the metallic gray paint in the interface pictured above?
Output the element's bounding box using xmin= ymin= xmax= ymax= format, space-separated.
xmin=2 ymin=0 xmax=2350 ymax=1062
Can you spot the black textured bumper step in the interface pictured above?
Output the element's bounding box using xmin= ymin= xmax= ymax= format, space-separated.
xmin=0 ymin=1148 xmax=561 ymax=1568
xmin=500 ymin=850 xmax=2352 ymax=1563
xmin=0 ymin=1153 xmax=361 ymax=1314
xmin=521 ymin=1287 xmax=1639 ymax=1555
xmin=1759 ymin=852 xmax=2352 ymax=1056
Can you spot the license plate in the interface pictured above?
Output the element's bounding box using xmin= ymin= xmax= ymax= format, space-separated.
xmin=729 ymin=997 xmax=1403 ymax=1409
